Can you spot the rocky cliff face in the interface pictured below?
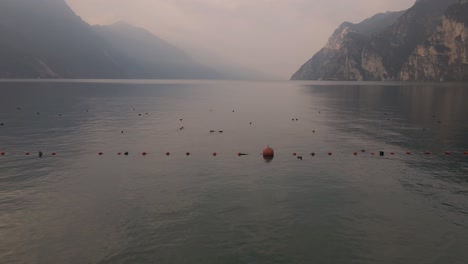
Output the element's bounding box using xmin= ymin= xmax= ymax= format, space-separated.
xmin=292 ymin=0 xmax=467 ymax=81
xmin=400 ymin=2 xmax=468 ymax=81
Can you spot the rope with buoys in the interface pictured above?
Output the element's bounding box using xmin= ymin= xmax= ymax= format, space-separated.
xmin=0 ymin=147 xmax=467 ymax=159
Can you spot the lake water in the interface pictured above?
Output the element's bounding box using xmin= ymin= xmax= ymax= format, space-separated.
xmin=0 ymin=80 xmax=467 ymax=264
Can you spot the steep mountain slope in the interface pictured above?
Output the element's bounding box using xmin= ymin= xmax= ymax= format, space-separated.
xmin=0 ymin=0 xmax=222 ymax=79
xmin=291 ymin=0 xmax=466 ymax=81
xmin=0 ymin=0 xmax=123 ymax=78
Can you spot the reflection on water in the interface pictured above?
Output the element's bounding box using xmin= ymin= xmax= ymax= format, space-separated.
xmin=0 ymin=80 xmax=467 ymax=264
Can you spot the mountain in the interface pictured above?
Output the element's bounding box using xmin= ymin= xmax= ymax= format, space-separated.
xmin=0 ymin=0 xmax=221 ymax=79
xmin=93 ymin=22 xmax=222 ymax=79
xmin=291 ymin=0 xmax=467 ymax=81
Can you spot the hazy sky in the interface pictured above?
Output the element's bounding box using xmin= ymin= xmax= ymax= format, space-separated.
xmin=66 ymin=0 xmax=416 ymax=79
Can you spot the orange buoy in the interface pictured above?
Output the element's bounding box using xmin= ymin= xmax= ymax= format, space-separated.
xmin=262 ymin=146 xmax=274 ymax=157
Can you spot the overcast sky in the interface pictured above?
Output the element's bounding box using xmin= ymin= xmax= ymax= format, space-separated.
xmin=66 ymin=0 xmax=415 ymax=79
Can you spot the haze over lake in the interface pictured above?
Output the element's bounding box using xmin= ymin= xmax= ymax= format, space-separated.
xmin=0 ymin=80 xmax=467 ymax=263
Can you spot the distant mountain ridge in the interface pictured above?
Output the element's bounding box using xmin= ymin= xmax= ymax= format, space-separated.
xmin=291 ymin=0 xmax=468 ymax=81
xmin=0 ymin=0 xmax=221 ymax=79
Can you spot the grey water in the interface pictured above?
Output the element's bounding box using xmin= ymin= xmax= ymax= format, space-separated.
xmin=0 ymin=80 xmax=467 ymax=264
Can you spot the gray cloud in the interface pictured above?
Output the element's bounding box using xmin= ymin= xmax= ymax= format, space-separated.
xmin=66 ymin=0 xmax=415 ymax=79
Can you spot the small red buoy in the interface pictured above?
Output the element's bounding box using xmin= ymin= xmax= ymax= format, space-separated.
xmin=445 ymin=151 xmax=451 ymax=155
xmin=406 ymin=151 xmax=411 ymax=155
xmin=52 ymin=153 xmax=56 ymax=156
xmin=390 ymin=152 xmax=395 ymax=155
xmin=186 ymin=152 xmax=190 ymax=156
xmin=25 ymin=152 xmax=30 ymax=156
xmin=293 ymin=152 xmax=297 ymax=156
xmin=371 ymin=152 xmax=375 ymax=156
xmin=98 ymin=152 xmax=103 ymax=156
xmin=354 ymin=152 xmax=357 ymax=156
xmin=142 ymin=152 xmax=147 ymax=156
xmin=213 ymin=152 xmax=217 ymax=156
xmin=464 ymin=151 xmax=468 ymax=155
xmin=262 ymin=146 xmax=274 ymax=157
xmin=1 ymin=152 xmax=5 ymax=156
xmin=118 ymin=152 xmax=121 ymax=155
xmin=424 ymin=151 xmax=430 ymax=155
xmin=166 ymin=152 xmax=170 ymax=156
xmin=328 ymin=152 xmax=332 ymax=156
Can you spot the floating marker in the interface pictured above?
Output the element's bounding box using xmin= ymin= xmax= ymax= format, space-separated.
xmin=166 ymin=152 xmax=170 ymax=156
xmin=293 ymin=152 xmax=297 ymax=156
xmin=142 ymin=152 xmax=147 ymax=156
xmin=262 ymin=146 xmax=274 ymax=157
xmin=425 ymin=151 xmax=430 ymax=155
xmin=445 ymin=151 xmax=451 ymax=155
xmin=52 ymin=153 xmax=56 ymax=156
xmin=118 ymin=152 xmax=121 ymax=155
xmin=213 ymin=152 xmax=217 ymax=156
xmin=311 ymin=152 xmax=315 ymax=156
xmin=406 ymin=151 xmax=411 ymax=155
xmin=1 ymin=152 xmax=5 ymax=156
xmin=328 ymin=152 xmax=332 ymax=156
xmin=186 ymin=152 xmax=190 ymax=156
xmin=464 ymin=151 xmax=468 ymax=155
xmin=98 ymin=152 xmax=103 ymax=156
xmin=354 ymin=152 xmax=358 ymax=156
xmin=25 ymin=152 xmax=30 ymax=156
xmin=371 ymin=152 xmax=375 ymax=156
xmin=390 ymin=152 xmax=395 ymax=155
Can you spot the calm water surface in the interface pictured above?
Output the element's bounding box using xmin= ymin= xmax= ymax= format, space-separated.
xmin=0 ymin=80 xmax=467 ymax=264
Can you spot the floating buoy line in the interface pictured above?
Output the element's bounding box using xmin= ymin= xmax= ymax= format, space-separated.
xmin=0 ymin=149 xmax=467 ymax=159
